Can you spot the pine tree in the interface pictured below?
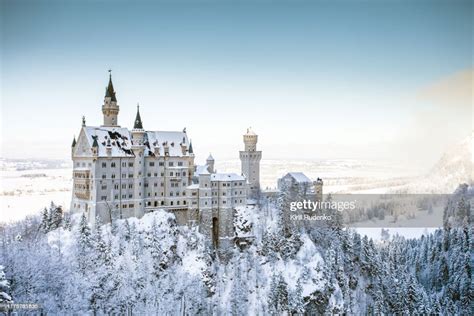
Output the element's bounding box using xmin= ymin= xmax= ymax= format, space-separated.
xmin=48 ymin=202 xmax=63 ymax=230
xmin=289 ymin=277 xmax=305 ymax=315
xmin=0 ymin=265 xmax=12 ymax=303
xmin=40 ymin=207 xmax=50 ymax=233
xmin=268 ymin=273 xmax=289 ymax=314
xmin=76 ymin=212 xmax=93 ymax=275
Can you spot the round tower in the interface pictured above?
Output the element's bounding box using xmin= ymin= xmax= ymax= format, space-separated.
xmin=243 ymin=128 xmax=258 ymax=151
xmin=239 ymin=127 xmax=262 ymax=198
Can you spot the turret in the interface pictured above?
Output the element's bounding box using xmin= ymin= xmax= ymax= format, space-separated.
xmin=131 ymin=104 xmax=145 ymax=218
xmin=71 ymin=136 xmax=76 ymax=157
xmin=102 ymin=70 xmax=120 ymax=127
xmin=243 ymin=127 xmax=258 ymax=151
xmin=206 ymin=153 xmax=215 ymax=173
xmin=91 ymin=135 xmax=99 ymax=156
xmin=313 ymin=178 xmax=323 ymax=202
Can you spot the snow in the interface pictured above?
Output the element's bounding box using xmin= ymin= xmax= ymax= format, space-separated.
xmin=182 ymin=251 xmax=206 ymax=276
xmin=211 ymin=173 xmax=245 ymax=182
xmin=82 ymin=126 xmax=191 ymax=157
xmin=146 ymin=131 xmax=190 ymax=157
xmin=285 ymin=172 xmax=313 ymax=183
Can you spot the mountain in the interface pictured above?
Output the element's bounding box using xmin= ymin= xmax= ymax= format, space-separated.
xmin=429 ymin=133 xmax=473 ymax=189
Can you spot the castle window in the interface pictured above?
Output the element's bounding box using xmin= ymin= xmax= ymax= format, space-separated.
xmin=122 ymin=194 xmax=126 ymax=198
xmin=122 ymin=184 xmax=126 ymax=189
xmin=129 ymin=184 xmax=133 ymax=189
xmin=177 ymin=201 xmax=180 ymax=205
xmin=149 ymin=162 xmax=155 ymax=167
xmin=115 ymin=195 xmax=118 ymax=199
xmin=102 ymin=174 xmax=106 ymax=179
xmin=102 ymin=162 xmax=107 ymax=168
xmin=161 ymin=201 xmax=164 ymax=205
xmin=170 ymin=201 xmax=174 ymax=206
xmin=129 ymin=162 xmax=134 ymax=167
xmin=170 ymin=192 xmax=174 ymax=196
xmin=161 ymin=182 xmax=164 ymax=187
xmin=147 ymin=201 xmax=151 ymax=206
xmin=101 ymin=196 xmax=107 ymax=201
xmin=122 ymin=204 xmax=127 ymax=208
xmin=111 ymin=162 xmax=116 ymax=168
xmin=183 ymin=200 xmax=186 ymax=205
xmin=129 ymin=204 xmax=134 ymax=208
xmin=178 ymin=162 xmax=183 ymax=166
xmin=159 ymin=162 xmax=164 ymax=166
xmin=147 ymin=173 xmax=151 ymax=177
xmin=154 ymin=173 xmax=158 ymax=177
xmin=154 ymin=201 xmax=158 ymax=207
xmin=176 ymin=172 xmax=180 ymax=176
xmin=183 ymin=172 xmax=186 ymax=176
xmin=169 ymin=162 xmax=174 ymax=167
xmin=154 ymin=182 xmax=157 ymax=187
xmin=129 ymin=173 xmax=133 ymax=178
xmin=111 ymin=174 xmax=116 ymax=179
xmin=223 ymin=201 xmax=226 ymax=204
xmin=129 ymin=194 xmax=133 ymax=198
xmin=122 ymin=162 xmax=126 ymax=167
xmin=170 ymin=172 xmax=174 ymax=176
xmin=101 ymin=185 xmax=107 ymax=190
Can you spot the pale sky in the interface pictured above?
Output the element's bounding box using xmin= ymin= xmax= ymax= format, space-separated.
xmin=1 ymin=0 xmax=472 ymax=168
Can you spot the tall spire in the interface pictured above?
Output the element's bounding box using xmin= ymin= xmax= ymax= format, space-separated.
xmin=188 ymin=140 xmax=194 ymax=154
xmin=134 ymin=103 xmax=143 ymax=129
xmin=105 ymin=69 xmax=117 ymax=102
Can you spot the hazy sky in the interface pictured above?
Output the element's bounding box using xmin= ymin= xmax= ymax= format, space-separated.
xmin=1 ymin=0 xmax=472 ymax=168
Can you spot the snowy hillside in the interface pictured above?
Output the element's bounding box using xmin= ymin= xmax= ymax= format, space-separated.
xmin=0 ymin=188 xmax=472 ymax=314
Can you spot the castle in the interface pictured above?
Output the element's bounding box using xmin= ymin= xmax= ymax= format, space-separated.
xmin=70 ymin=73 xmax=262 ymax=250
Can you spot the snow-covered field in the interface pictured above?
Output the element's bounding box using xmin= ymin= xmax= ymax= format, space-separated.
xmin=0 ymin=168 xmax=72 ymax=222
xmin=0 ymin=154 xmax=465 ymax=224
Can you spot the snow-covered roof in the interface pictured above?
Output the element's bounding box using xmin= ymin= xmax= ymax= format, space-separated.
xmin=245 ymin=127 xmax=256 ymax=136
xmin=283 ymin=172 xmax=312 ymax=183
xmin=82 ymin=126 xmax=190 ymax=158
xmin=145 ymin=131 xmax=189 ymax=157
xmin=84 ymin=126 xmax=134 ymax=157
xmin=195 ymin=165 xmax=209 ymax=175
xmin=211 ymin=173 xmax=245 ymax=182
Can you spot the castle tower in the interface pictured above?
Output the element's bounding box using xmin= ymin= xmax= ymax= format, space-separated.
xmin=131 ymin=105 xmax=145 ymax=218
xmin=239 ymin=128 xmax=262 ymax=197
xmin=206 ymin=153 xmax=215 ymax=173
xmin=314 ymin=178 xmax=323 ymax=202
xmin=102 ymin=70 xmax=120 ymax=127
